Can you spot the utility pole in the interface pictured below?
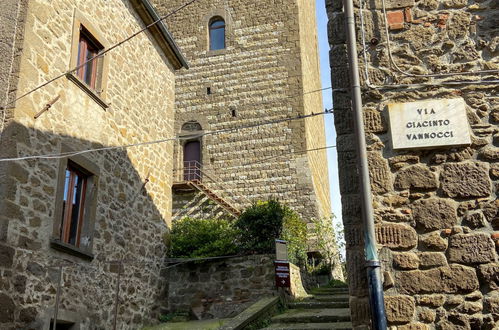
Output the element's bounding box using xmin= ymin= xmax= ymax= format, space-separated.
xmin=342 ymin=0 xmax=388 ymax=328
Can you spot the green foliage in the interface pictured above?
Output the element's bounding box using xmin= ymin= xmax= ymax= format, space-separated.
xmin=281 ymin=207 xmax=308 ymax=266
xmin=235 ymin=200 xmax=285 ymax=254
xmin=169 ymin=217 xmax=239 ymax=258
xmin=235 ymin=199 xmax=308 ymax=264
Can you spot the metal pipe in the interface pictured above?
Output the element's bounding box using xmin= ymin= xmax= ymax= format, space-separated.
xmin=342 ymin=0 xmax=387 ymax=329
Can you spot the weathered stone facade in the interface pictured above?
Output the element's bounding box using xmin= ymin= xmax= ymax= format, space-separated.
xmin=0 ymin=0 xmax=186 ymax=328
xmin=167 ymin=255 xmax=276 ymax=320
xmin=153 ymin=0 xmax=332 ymax=222
xmin=327 ymin=0 xmax=498 ymax=328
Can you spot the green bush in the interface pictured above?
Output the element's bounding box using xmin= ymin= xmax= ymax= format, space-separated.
xmin=235 ymin=200 xmax=307 ymax=264
xmin=168 ymin=217 xmax=240 ymax=258
xmin=235 ymin=200 xmax=285 ymax=254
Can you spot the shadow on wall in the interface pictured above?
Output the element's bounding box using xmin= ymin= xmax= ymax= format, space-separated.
xmin=0 ymin=121 xmax=172 ymax=330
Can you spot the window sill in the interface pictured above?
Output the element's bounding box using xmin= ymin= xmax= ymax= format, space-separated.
xmin=66 ymin=73 xmax=109 ymax=109
xmin=206 ymin=48 xmax=228 ymax=56
xmin=50 ymin=238 xmax=94 ymax=260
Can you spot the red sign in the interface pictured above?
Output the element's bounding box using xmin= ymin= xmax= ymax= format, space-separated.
xmin=274 ymin=261 xmax=290 ymax=287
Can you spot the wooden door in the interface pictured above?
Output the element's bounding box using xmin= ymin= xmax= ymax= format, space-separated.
xmin=183 ymin=141 xmax=201 ymax=181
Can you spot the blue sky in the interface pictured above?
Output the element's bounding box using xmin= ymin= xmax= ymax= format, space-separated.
xmin=315 ymin=0 xmax=342 ymax=227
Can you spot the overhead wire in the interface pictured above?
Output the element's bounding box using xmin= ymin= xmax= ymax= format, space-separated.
xmin=0 ymin=0 xmax=202 ymax=112
xmin=0 ymin=110 xmax=332 ymax=162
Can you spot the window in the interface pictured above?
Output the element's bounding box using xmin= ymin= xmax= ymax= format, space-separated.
xmin=68 ymin=11 xmax=109 ymax=108
xmin=76 ymin=27 xmax=103 ymax=90
xmin=52 ymin=151 xmax=99 ymax=259
xmin=60 ymin=162 xmax=89 ymax=247
xmin=209 ymin=17 xmax=225 ymax=50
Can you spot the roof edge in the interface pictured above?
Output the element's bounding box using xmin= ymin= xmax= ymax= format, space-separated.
xmin=130 ymin=0 xmax=189 ymax=70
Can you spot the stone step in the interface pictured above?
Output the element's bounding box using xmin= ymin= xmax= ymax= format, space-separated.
xmin=312 ymin=290 xmax=349 ymax=295
xmin=271 ymin=308 xmax=351 ymax=323
xmin=288 ymin=301 xmax=349 ymax=309
xmin=311 ymin=287 xmax=349 ymax=294
xmin=262 ymin=322 xmax=353 ymax=330
xmin=311 ymin=294 xmax=349 ymax=302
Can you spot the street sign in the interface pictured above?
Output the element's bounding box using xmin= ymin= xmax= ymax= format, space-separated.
xmin=274 ymin=261 xmax=290 ymax=288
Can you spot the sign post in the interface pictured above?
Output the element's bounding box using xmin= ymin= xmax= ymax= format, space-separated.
xmin=274 ymin=261 xmax=291 ymax=288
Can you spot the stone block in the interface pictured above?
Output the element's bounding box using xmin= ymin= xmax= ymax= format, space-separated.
xmin=485 ymin=295 xmax=499 ymax=315
xmin=462 ymin=212 xmax=487 ymax=229
xmin=393 ymin=252 xmax=419 ymax=270
xmin=478 ymin=263 xmax=499 ymax=290
xmin=0 ymin=293 xmax=15 ymax=323
xmin=0 ymin=243 xmax=14 ymax=268
xmin=364 ymin=109 xmax=386 ymax=133
xmin=412 ymin=198 xmax=457 ymax=231
xmin=415 ymin=294 xmax=445 ymax=307
xmin=418 ymin=308 xmax=436 ymax=323
xmin=334 ymin=108 xmax=354 ymax=136
xmin=441 ymin=162 xmax=491 ymax=198
xmin=396 ymin=323 xmax=429 ymax=330
xmin=350 ymin=296 xmax=371 ymax=326
xmin=448 ymin=233 xmax=495 ymax=264
xmin=331 ymin=66 xmax=350 ymax=89
xmin=387 ymin=10 xmax=405 ymax=30
xmin=19 ymin=307 xmax=37 ymax=323
xmin=418 ymin=252 xmax=447 ymax=269
xmin=368 ymin=152 xmax=392 ymax=194
xmin=419 ymin=231 xmax=448 ymax=251
xmin=338 ymin=151 xmax=359 ymax=194
xmin=328 ymin=13 xmax=346 ymax=45
xmin=384 ymin=295 xmax=415 ymax=323
xmin=394 ymin=165 xmax=437 ymax=191
xmin=395 ymin=265 xmax=479 ymax=294
xmin=375 ymin=223 xmax=417 ymax=250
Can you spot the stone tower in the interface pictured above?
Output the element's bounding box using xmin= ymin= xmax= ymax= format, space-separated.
xmin=327 ymin=0 xmax=498 ymax=327
xmin=152 ymin=0 xmax=332 ymax=223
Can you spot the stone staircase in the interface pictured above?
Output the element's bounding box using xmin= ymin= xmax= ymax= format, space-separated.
xmin=263 ymin=286 xmax=352 ymax=330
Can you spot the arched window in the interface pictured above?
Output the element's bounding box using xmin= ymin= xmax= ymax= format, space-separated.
xmin=209 ymin=17 xmax=225 ymax=50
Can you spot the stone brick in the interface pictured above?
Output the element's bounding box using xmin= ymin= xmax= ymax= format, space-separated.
xmin=393 ymin=252 xmax=419 ymax=270
xmin=412 ymin=198 xmax=457 ymax=231
xmin=485 ymin=295 xmax=499 ymax=315
xmin=419 ymin=231 xmax=448 ymax=251
xmin=448 ymin=233 xmax=496 ymax=264
xmin=385 ymin=295 xmax=415 ymax=323
xmin=368 ymin=152 xmax=392 ymax=194
xmin=395 ymin=265 xmax=479 ymax=294
xmin=0 ymin=293 xmax=15 ymax=323
xmin=376 ymin=223 xmax=417 ymax=249
xmin=350 ymin=297 xmax=371 ymax=326
xmin=415 ymin=294 xmax=445 ymax=307
xmin=364 ymin=109 xmax=386 ymax=133
xmin=478 ymin=263 xmax=499 ymax=290
xmin=462 ymin=212 xmax=487 ymax=229
xmin=441 ymin=162 xmax=491 ymax=198
xmin=394 ymin=165 xmax=437 ymax=190
xmin=0 ymin=243 xmax=15 ymax=268
xmin=418 ymin=308 xmax=436 ymax=323
xmin=397 ymin=323 xmax=429 ymax=330
xmin=19 ymin=307 xmax=37 ymax=323
xmin=418 ymin=252 xmax=447 ymax=269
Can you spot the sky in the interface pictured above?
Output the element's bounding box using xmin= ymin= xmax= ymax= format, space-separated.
xmin=315 ymin=0 xmax=343 ymax=228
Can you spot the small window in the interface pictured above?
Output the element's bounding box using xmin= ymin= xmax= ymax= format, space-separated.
xmin=76 ymin=27 xmax=103 ymax=90
xmin=209 ymin=17 xmax=225 ymax=50
xmin=60 ymin=162 xmax=89 ymax=247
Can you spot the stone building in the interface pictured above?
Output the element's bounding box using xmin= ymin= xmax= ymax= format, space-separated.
xmin=327 ymin=0 xmax=498 ymax=328
xmin=0 ymin=0 xmax=187 ymax=328
xmin=151 ymin=0 xmax=333 ymax=223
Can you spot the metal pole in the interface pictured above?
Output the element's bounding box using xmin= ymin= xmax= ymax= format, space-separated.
xmin=112 ymin=261 xmax=123 ymax=330
xmin=52 ymin=265 xmax=63 ymax=330
xmin=342 ymin=0 xmax=387 ymax=328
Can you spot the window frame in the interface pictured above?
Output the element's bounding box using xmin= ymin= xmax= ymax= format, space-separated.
xmin=68 ymin=10 xmax=110 ymax=109
xmin=204 ymin=10 xmax=230 ymax=55
xmin=209 ymin=17 xmax=226 ymax=51
xmin=51 ymin=149 xmax=99 ymax=260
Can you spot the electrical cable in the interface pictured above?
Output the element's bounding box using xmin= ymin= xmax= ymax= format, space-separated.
xmin=0 ymin=0 xmax=202 ymax=111
xmin=0 ymin=110 xmax=331 ymax=162
xmin=355 ymin=0 xmax=499 ymax=90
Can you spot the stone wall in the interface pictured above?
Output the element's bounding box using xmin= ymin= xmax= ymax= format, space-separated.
xmin=152 ymin=0 xmax=331 ymax=222
xmin=166 ymin=255 xmax=276 ymax=320
xmin=326 ymin=0 xmax=498 ymax=328
xmin=0 ymin=0 xmax=180 ymax=328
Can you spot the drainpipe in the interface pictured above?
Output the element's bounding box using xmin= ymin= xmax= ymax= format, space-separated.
xmin=342 ymin=0 xmax=388 ymax=329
